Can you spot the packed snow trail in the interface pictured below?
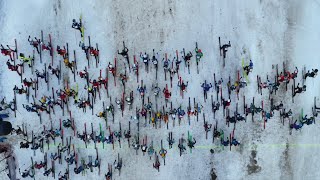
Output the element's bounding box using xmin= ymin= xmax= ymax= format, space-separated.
xmin=0 ymin=0 xmax=320 ymax=180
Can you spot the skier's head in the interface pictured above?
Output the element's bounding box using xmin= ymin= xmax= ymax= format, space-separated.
xmin=198 ymin=49 xmax=202 ymax=53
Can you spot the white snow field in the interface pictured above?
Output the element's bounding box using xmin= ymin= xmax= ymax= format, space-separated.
xmin=0 ymin=0 xmax=320 ymax=180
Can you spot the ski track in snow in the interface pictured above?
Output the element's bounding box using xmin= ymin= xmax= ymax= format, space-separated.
xmin=0 ymin=0 xmax=320 ymax=180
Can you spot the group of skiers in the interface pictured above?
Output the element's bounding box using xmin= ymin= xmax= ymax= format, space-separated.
xmin=1 ymin=15 xmax=319 ymax=179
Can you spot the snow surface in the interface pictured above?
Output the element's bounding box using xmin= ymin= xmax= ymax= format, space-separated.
xmin=0 ymin=0 xmax=320 ymax=180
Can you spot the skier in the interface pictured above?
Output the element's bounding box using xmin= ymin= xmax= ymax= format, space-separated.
xmin=277 ymin=72 xmax=286 ymax=83
xmin=220 ymin=41 xmax=231 ymax=58
xmin=115 ymin=98 xmax=123 ymax=110
xmin=58 ymin=170 xmax=69 ymax=180
xmin=222 ymin=99 xmax=231 ymax=109
xmin=39 ymin=96 xmax=53 ymax=107
xmin=221 ymin=137 xmax=229 ymax=146
xmin=175 ymin=56 xmax=182 ymax=72
xmin=0 ymin=98 xmax=15 ymax=111
xmin=35 ymin=69 xmax=46 ymax=79
xmin=237 ymin=77 xmax=247 ymax=88
xmin=226 ymin=114 xmax=236 ymax=124
xmin=19 ymin=168 xmax=34 ymax=178
xmin=132 ymin=60 xmax=138 ymax=74
xmin=204 ymin=122 xmax=212 ymax=132
xmin=163 ymin=58 xmax=170 ymax=74
xmin=212 ymin=101 xmax=220 ymax=113
xmin=141 ymin=143 xmax=148 ymax=153
xmin=152 ymin=51 xmax=159 ymax=68
xmin=28 ymin=36 xmax=40 ymax=54
xmin=90 ymin=47 xmax=99 ymax=57
xmin=34 ymin=161 xmax=46 ymax=169
xmin=231 ymin=137 xmax=240 ymax=146
xmin=76 ymin=99 xmax=93 ymax=109
xmin=105 ymin=172 xmax=112 ymax=180
xmin=268 ymin=81 xmax=280 ymax=94
xmin=243 ymin=64 xmax=251 ymax=75
xmin=281 ymin=109 xmax=292 ymax=119
xmin=62 ymin=119 xmax=73 ymax=129
xmin=57 ymin=46 xmax=67 ymax=57
xmin=108 ymin=62 xmax=116 ymax=75
xmin=148 ymin=142 xmax=155 ymax=157
xmin=201 ymin=82 xmax=213 ymax=93
xmin=178 ymin=81 xmax=188 ymax=92
xmin=153 ymin=154 xmax=160 ymax=171
xmin=74 ymin=165 xmax=84 ymax=174
xmin=177 ymin=106 xmax=185 ymax=119
xmin=137 ymin=85 xmax=146 ymax=97
xmin=48 ymin=65 xmax=60 ymax=79
xmin=118 ymin=44 xmax=129 ymax=58
xmin=187 ymin=137 xmax=196 ymax=149
xmin=93 ymin=158 xmax=100 ymax=168
xmin=22 ymin=104 xmax=38 ymax=114
xmin=96 ymin=111 xmax=106 ymax=119
xmin=114 ymin=157 xmax=122 ymax=172
xmin=144 ymin=102 xmax=152 ymax=112
xmin=215 ymin=78 xmax=223 ymax=90
xmin=178 ymin=139 xmax=186 ymax=154
xmin=159 ymin=148 xmax=167 ymax=159
xmin=195 ymin=46 xmax=203 ymax=63
xmin=236 ymin=113 xmax=246 ymax=121
xmin=79 ymin=41 xmax=89 ymax=53
xmin=72 ymin=19 xmax=82 ymax=31
xmin=77 ymin=131 xmax=86 ymax=142
xmin=293 ymin=83 xmax=306 ymax=96
xmin=19 ymin=53 xmax=33 ymax=67
xmin=271 ymin=101 xmax=283 ymax=111
xmin=79 ymin=69 xmax=88 ymax=79
xmin=106 ymin=104 xmax=115 ymax=115
xmin=152 ymin=84 xmax=161 ymax=96
xmin=140 ymin=52 xmax=149 ymax=70
xmin=1 ymin=44 xmax=15 ymax=60
xmin=63 ymin=57 xmax=75 ymax=73
xmin=304 ymin=69 xmax=318 ymax=79
xmin=41 ymin=40 xmax=51 ymax=52
xmin=249 ymin=59 xmax=253 ymax=70
xmin=19 ymin=141 xmax=30 ymax=149
xmin=169 ymin=108 xmax=177 ymax=121
xmin=6 ymin=60 xmax=22 ymax=75
xmin=287 ymin=67 xmax=298 ymax=80
xmin=194 ymin=104 xmax=203 ymax=116
xmin=163 ymin=87 xmax=171 ymax=100
xmin=183 ymin=51 xmax=193 ymax=65
xmin=249 ymin=103 xmax=263 ymax=114
xmin=301 ymin=115 xmax=315 ymax=125
xmin=119 ymin=73 xmax=127 ymax=86
xmin=290 ymin=120 xmax=303 ymax=130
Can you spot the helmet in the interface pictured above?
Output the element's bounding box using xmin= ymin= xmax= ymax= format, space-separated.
xmin=198 ymin=49 xmax=202 ymax=53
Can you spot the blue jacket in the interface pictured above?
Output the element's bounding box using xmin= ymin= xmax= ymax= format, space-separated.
xmin=201 ymin=83 xmax=212 ymax=92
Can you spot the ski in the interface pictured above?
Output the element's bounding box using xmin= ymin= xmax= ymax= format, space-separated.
xmin=40 ymin=31 xmax=43 ymax=63
xmin=196 ymin=42 xmax=199 ymax=74
xmin=49 ymin=34 xmax=53 ymax=65
xmin=114 ymin=58 xmax=117 ymax=86
xmin=73 ymin=50 xmax=77 ymax=82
